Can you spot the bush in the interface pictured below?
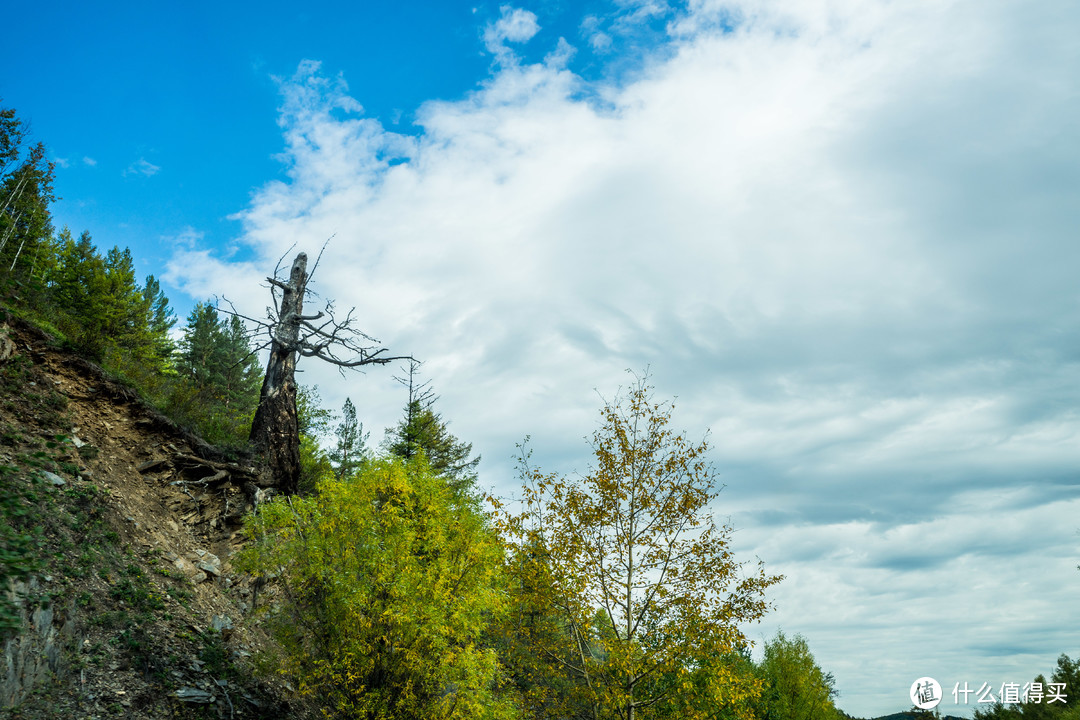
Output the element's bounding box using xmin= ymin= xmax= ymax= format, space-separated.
xmin=236 ymin=456 xmax=518 ymax=719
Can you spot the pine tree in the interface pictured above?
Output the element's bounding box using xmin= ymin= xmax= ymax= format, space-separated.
xmin=329 ymin=397 xmax=368 ymax=480
xmin=220 ymin=314 xmax=262 ymax=410
xmin=0 ymin=105 xmax=55 ymax=281
xmin=177 ymin=303 xmax=261 ymax=410
xmin=51 ymin=229 xmax=103 ymax=318
xmin=100 ymin=245 xmax=143 ymax=349
xmin=385 ymin=361 xmax=479 ymax=494
xmin=174 ymin=302 xmax=262 ymax=445
xmin=139 ymin=274 xmax=176 ymax=368
xmin=177 ymin=302 xmax=226 ymax=389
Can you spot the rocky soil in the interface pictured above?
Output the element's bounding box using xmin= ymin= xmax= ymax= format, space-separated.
xmin=0 ymin=318 xmax=306 ymax=719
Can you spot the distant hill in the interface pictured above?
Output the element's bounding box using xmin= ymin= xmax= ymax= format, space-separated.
xmin=861 ymin=712 xmax=968 ymax=720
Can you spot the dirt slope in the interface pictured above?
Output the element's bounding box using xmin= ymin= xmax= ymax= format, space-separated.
xmin=0 ymin=317 xmax=305 ymax=719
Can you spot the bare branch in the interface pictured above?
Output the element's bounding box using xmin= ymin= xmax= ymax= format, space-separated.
xmin=272 ymin=244 xmax=296 ymax=279
xmin=307 ymin=235 xmax=334 ymax=283
xmin=250 ymin=250 xmax=412 ymax=494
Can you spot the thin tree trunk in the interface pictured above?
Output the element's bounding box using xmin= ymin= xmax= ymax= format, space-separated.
xmin=249 ymin=252 xmax=308 ymax=494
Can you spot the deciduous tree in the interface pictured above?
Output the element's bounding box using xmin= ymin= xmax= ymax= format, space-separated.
xmin=498 ymin=372 xmax=782 ymax=720
xmin=236 ymin=456 xmax=516 ymax=719
xmin=0 ymin=105 xmax=55 ymax=282
xmin=754 ymin=632 xmax=840 ymax=720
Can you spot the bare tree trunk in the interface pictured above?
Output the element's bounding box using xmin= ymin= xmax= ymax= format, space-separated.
xmin=249 ymin=252 xmax=308 ymax=495
xmin=234 ymin=247 xmax=410 ymax=494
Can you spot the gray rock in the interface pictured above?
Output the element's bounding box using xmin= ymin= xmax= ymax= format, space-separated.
xmin=173 ymin=557 xmax=195 ymax=574
xmin=2 ymin=579 xmax=80 ymax=707
xmin=196 ymin=551 xmax=222 ymax=577
xmin=41 ymin=471 xmax=65 ymax=487
xmin=175 ymin=687 xmax=215 ymax=703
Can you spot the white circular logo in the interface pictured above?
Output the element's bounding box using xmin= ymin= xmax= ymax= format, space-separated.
xmin=911 ymin=677 xmax=942 ymax=709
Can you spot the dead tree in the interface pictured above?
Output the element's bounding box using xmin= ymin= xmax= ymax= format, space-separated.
xmin=245 ymin=251 xmax=410 ymax=494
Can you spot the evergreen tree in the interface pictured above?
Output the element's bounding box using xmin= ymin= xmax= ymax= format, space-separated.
xmin=329 ymin=397 xmax=368 ymax=480
xmin=138 ymin=274 xmax=176 ymax=367
xmin=0 ymin=104 xmax=55 ymax=282
xmin=220 ymin=314 xmax=261 ymax=409
xmin=386 ymin=400 xmax=479 ymax=491
xmin=177 ymin=302 xmax=261 ymax=410
xmin=100 ymin=245 xmax=143 ymax=349
xmin=384 ymin=361 xmax=480 ymax=494
xmin=50 ymin=229 xmax=111 ymax=354
xmin=178 ymin=302 xmax=225 ymax=388
xmin=51 ymin=229 xmax=104 ymax=318
xmin=172 ymin=302 xmax=261 ymax=445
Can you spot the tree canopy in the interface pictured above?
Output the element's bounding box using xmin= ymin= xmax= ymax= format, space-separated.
xmin=497 ymin=372 xmax=782 ymax=720
xmin=236 ymin=456 xmax=517 ymax=719
xmin=754 ymin=632 xmax=840 ymax=720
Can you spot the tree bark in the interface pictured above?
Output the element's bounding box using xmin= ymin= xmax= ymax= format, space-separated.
xmin=249 ymin=252 xmax=308 ymax=495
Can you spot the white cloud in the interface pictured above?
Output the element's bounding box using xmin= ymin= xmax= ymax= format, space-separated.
xmin=589 ymin=31 xmax=613 ymax=52
xmin=124 ymin=157 xmax=160 ymax=177
xmin=167 ymin=226 xmax=205 ymax=250
xmin=168 ymin=1 xmax=1080 ymax=715
xmin=483 ymin=5 xmax=540 ymax=58
xmin=82 ymin=156 xmax=97 ymax=167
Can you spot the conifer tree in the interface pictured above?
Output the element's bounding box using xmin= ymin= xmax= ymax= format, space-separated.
xmin=174 ymin=302 xmax=261 ymax=444
xmin=51 ymin=229 xmax=104 ymax=319
xmin=139 ymin=274 xmax=176 ymax=368
xmin=0 ymin=105 xmax=55 ymax=281
xmin=385 ymin=360 xmax=480 ymax=494
xmin=100 ymin=245 xmax=143 ymax=349
xmin=177 ymin=302 xmax=261 ymax=410
xmin=329 ymin=397 xmax=368 ymax=480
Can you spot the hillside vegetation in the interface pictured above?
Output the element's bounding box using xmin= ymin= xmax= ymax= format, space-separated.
xmin=0 ymin=316 xmax=292 ymax=718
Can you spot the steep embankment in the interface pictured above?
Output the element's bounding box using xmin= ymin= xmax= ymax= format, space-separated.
xmin=0 ymin=317 xmax=299 ymax=719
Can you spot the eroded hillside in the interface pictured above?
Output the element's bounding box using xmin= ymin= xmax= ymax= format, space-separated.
xmin=0 ymin=317 xmax=301 ymax=719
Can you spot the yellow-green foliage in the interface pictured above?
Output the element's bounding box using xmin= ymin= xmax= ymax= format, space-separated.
xmin=496 ymin=373 xmax=781 ymax=720
xmin=236 ymin=456 xmax=519 ymax=720
xmin=754 ymin=632 xmax=841 ymax=720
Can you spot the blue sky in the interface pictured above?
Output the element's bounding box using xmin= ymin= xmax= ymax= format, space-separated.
xmin=5 ymin=1 xmax=1080 ymax=717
